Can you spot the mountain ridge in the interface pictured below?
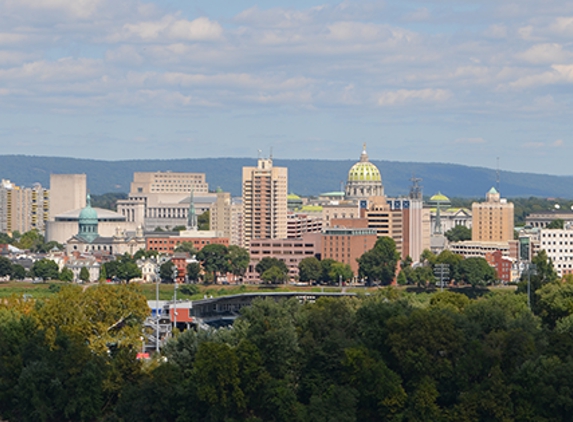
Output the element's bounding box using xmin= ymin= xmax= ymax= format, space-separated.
xmin=1 ymin=155 xmax=572 ymax=199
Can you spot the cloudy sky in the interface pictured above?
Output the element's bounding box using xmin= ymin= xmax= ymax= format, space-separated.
xmin=0 ymin=0 xmax=572 ymax=174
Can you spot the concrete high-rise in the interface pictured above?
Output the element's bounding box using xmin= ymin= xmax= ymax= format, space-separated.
xmin=210 ymin=190 xmax=244 ymax=246
xmin=49 ymin=174 xmax=86 ymax=220
xmin=242 ymin=158 xmax=288 ymax=247
xmin=472 ymin=187 xmax=514 ymax=242
xmin=0 ymin=180 xmax=49 ymax=234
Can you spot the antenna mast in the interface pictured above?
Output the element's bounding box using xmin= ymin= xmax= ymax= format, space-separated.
xmin=496 ymin=157 xmax=500 ymax=192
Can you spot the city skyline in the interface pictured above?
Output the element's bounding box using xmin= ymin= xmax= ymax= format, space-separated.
xmin=0 ymin=0 xmax=572 ymax=174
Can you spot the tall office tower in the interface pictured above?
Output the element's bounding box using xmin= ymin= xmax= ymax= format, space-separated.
xmin=210 ymin=190 xmax=232 ymax=238
xmin=49 ymin=174 xmax=86 ymax=220
xmin=0 ymin=180 xmax=49 ymax=234
xmin=472 ymin=187 xmax=514 ymax=242
xmin=242 ymin=158 xmax=288 ymax=247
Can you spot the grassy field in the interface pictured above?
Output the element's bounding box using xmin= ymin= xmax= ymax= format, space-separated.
xmin=0 ymin=281 xmax=68 ymax=299
xmin=0 ymin=281 xmax=516 ymax=301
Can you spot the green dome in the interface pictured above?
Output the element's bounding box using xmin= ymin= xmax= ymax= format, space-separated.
xmin=78 ymin=194 xmax=99 ymax=243
xmin=79 ymin=203 xmax=98 ymax=224
xmin=348 ymin=162 xmax=382 ymax=182
xmin=287 ymin=193 xmax=301 ymax=200
xmin=430 ymin=192 xmax=450 ymax=203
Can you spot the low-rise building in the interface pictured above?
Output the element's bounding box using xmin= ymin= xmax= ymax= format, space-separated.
xmin=146 ymin=230 xmax=229 ymax=254
xmin=539 ymin=226 xmax=573 ymax=277
xmin=321 ymin=226 xmax=377 ymax=275
xmin=246 ymin=233 xmax=322 ymax=281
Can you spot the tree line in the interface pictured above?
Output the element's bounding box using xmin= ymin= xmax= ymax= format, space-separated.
xmin=3 ymin=270 xmax=573 ymax=421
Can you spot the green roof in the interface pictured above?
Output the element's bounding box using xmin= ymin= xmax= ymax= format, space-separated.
xmin=300 ymin=205 xmax=323 ymax=212
xmin=488 ymin=187 xmax=499 ymax=194
xmin=319 ymin=191 xmax=345 ymax=197
xmin=429 ymin=192 xmax=450 ymax=203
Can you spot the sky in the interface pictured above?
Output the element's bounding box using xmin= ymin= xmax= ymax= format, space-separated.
xmin=0 ymin=0 xmax=572 ymax=175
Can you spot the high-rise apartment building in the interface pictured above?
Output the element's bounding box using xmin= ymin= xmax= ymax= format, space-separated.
xmin=472 ymin=187 xmax=514 ymax=242
xmin=0 ymin=180 xmax=49 ymax=234
xmin=210 ymin=191 xmax=244 ymax=246
xmin=49 ymin=174 xmax=86 ymax=220
xmin=242 ymin=158 xmax=288 ymax=247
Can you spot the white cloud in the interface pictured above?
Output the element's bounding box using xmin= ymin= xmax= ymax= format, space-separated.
xmin=377 ymin=89 xmax=451 ymax=106
xmin=119 ymin=16 xmax=223 ymax=42
xmin=553 ymin=139 xmax=564 ymax=147
xmin=550 ymin=17 xmax=573 ymax=35
xmin=516 ymin=43 xmax=572 ymax=64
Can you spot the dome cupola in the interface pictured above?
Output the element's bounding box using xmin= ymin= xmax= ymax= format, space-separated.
xmin=345 ymin=144 xmax=384 ymax=200
xmin=78 ymin=194 xmax=99 ymax=242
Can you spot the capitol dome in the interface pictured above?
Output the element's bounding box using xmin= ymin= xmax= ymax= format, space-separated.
xmin=348 ymin=161 xmax=382 ymax=182
xmin=345 ymin=144 xmax=384 ymax=200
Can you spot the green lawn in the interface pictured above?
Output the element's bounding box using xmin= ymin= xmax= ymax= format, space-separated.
xmin=0 ymin=281 xmax=516 ymax=301
xmin=0 ymin=281 xmax=67 ymax=298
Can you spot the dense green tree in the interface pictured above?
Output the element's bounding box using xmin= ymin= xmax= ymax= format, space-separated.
xmin=319 ymin=258 xmax=337 ymax=284
xmin=397 ymin=270 xmax=407 ymax=285
xmin=198 ymin=210 xmax=210 ymax=231
xmin=444 ymin=225 xmax=472 ymax=242
xmin=171 ymin=225 xmax=186 ymax=232
xmin=133 ymin=249 xmax=158 ymax=260
xmin=0 ymin=256 xmax=12 ymax=277
xmin=0 ymin=232 xmax=13 ymax=244
xmin=173 ymin=241 xmax=197 ymax=254
xmin=10 ymin=264 xmax=26 ymax=280
xmin=458 ymin=257 xmax=496 ymax=287
xmin=79 ymin=267 xmax=90 ymax=282
xmin=194 ymin=342 xmax=245 ymax=418
xmin=517 ymin=250 xmax=559 ymax=310
xmin=98 ymin=265 xmax=107 ymax=281
xmin=59 ymin=267 xmax=74 ymax=282
xmin=436 ymin=249 xmax=464 ymax=282
xmin=358 ymin=237 xmax=400 ymax=285
xmin=536 ymin=281 xmax=573 ymax=327
xmin=196 ymin=243 xmax=229 ymax=284
xmin=546 ymin=218 xmax=565 ymax=229
xmin=14 ymin=230 xmax=44 ymax=250
xmin=103 ymin=254 xmax=141 ymax=282
xmin=255 ymin=257 xmax=288 ymax=277
xmin=420 ymin=249 xmax=437 ymax=266
xmin=298 ymin=257 xmax=322 ymax=282
xmin=227 ymin=245 xmax=250 ymax=279
xmin=329 ymin=262 xmax=353 ymax=284
xmin=261 ymin=266 xmax=288 ymax=284
xmin=186 ymin=262 xmax=201 ymax=283
xmin=159 ymin=261 xmax=177 ymax=283
xmin=30 ymin=259 xmax=59 ymax=281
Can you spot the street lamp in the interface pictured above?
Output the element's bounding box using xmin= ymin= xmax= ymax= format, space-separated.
xmin=172 ymin=266 xmax=178 ymax=337
xmin=155 ymin=261 xmax=160 ymax=353
xmin=526 ymin=263 xmax=537 ymax=310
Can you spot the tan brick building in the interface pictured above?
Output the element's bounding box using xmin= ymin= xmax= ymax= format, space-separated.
xmin=242 ymin=158 xmax=288 ymax=247
xmin=472 ymin=187 xmax=514 ymax=242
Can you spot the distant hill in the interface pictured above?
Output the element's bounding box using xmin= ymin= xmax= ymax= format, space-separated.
xmin=1 ymin=155 xmax=572 ymax=198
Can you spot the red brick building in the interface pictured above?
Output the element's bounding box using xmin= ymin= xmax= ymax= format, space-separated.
xmin=485 ymin=249 xmax=513 ymax=283
xmin=146 ymin=234 xmax=229 ymax=254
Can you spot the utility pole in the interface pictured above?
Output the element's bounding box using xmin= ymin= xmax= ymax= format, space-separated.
xmin=173 ymin=266 xmax=178 ymax=337
xmin=433 ymin=264 xmax=450 ymax=292
xmin=155 ymin=262 xmax=160 ymax=353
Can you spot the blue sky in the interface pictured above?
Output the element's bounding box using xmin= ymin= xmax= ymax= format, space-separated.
xmin=0 ymin=0 xmax=572 ymax=174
